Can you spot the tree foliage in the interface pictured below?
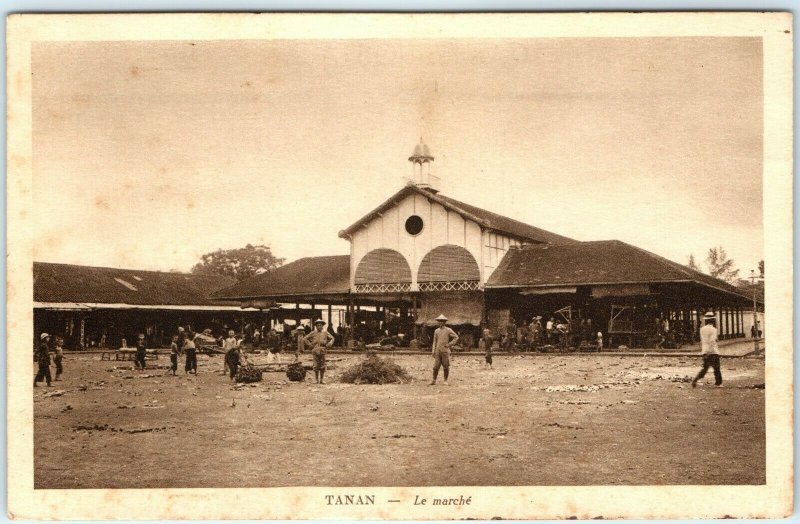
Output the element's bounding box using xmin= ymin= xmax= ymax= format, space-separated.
xmin=758 ymin=259 xmax=764 ymax=277
xmin=705 ymin=246 xmax=740 ymax=284
xmin=687 ymin=254 xmax=701 ymax=272
xmin=191 ymin=244 xmax=284 ymax=281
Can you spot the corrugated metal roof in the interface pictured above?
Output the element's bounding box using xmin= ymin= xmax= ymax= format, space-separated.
xmin=339 ymin=184 xmax=576 ymax=245
xmin=485 ymin=240 xmax=753 ymax=301
xmin=211 ymin=255 xmax=351 ymax=300
xmin=33 ymin=262 xmax=238 ymax=306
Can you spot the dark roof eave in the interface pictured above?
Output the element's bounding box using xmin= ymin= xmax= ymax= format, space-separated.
xmin=487 ymin=279 xmax=756 ymax=302
xmin=212 ymin=290 xmax=351 ymax=301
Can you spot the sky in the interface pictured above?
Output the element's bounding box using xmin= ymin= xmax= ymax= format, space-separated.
xmin=32 ymin=37 xmax=763 ymax=277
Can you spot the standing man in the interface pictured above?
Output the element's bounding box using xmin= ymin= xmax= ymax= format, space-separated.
xmin=34 ymin=333 xmax=53 ymax=387
xmin=546 ymin=317 xmax=555 ymax=344
xmin=692 ymin=312 xmax=722 ymax=388
xmin=303 ymin=319 xmax=334 ymax=384
xmin=184 ymin=335 xmax=198 ymax=375
xmin=529 ymin=316 xmax=543 ymax=351
xmin=430 ymin=314 xmax=459 ymax=386
xmin=505 ymin=317 xmax=517 ymax=352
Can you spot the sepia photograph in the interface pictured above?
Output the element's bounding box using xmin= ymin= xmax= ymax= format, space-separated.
xmin=7 ymin=12 xmax=793 ymax=520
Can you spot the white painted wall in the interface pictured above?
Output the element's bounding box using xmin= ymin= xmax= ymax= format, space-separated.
xmin=481 ymin=230 xmax=518 ymax=281
xmin=349 ymin=192 xmax=488 ymax=289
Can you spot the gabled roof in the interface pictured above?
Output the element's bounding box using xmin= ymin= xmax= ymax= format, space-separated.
xmin=211 ymin=255 xmax=350 ymax=300
xmin=338 ymin=184 xmax=576 ymax=245
xmin=34 ymin=262 xmax=238 ymax=306
xmin=486 ymin=240 xmax=753 ymax=301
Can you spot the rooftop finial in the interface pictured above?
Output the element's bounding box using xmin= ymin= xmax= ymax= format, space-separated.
xmin=409 ymin=138 xmax=434 ymax=164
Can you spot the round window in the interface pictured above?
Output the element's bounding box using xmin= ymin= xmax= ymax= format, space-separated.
xmin=405 ymin=215 xmax=424 ymax=236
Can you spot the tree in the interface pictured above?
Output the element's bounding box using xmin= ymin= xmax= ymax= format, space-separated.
xmin=706 ymin=246 xmax=740 ymax=284
xmin=687 ymin=254 xmax=701 ymax=272
xmin=758 ymin=259 xmax=764 ymax=278
xmin=191 ymin=244 xmax=284 ymax=281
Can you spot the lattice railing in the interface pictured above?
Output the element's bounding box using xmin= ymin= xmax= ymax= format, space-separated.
xmin=354 ymin=282 xmax=412 ymax=294
xmin=417 ymin=280 xmax=480 ymax=292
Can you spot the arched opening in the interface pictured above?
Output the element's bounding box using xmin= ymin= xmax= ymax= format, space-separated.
xmin=417 ymin=244 xmax=480 ymax=292
xmin=354 ymin=249 xmax=412 ymax=293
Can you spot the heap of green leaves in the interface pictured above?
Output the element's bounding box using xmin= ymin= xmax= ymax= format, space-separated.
xmin=340 ymin=353 xmax=413 ymax=384
xmin=235 ymin=363 xmax=263 ymax=383
xmin=286 ymin=362 xmax=307 ymax=382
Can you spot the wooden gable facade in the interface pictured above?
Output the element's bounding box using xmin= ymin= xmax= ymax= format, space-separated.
xmin=342 ymin=184 xmax=542 ymax=295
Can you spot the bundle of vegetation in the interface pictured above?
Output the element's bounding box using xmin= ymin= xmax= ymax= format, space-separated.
xmin=286 ymin=362 xmax=307 ymax=382
xmin=235 ymin=363 xmax=263 ymax=383
xmin=339 ymin=352 xmax=413 ymax=384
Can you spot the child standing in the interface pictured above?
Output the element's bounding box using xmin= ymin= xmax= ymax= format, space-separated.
xmin=135 ymin=333 xmax=147 ymax=370
xmin=169 ymin=335 xmax=179 ymax=375
xmin=54 ymin=337 xmax=64 ymax=380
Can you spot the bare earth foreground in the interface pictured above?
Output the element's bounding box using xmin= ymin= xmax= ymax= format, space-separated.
xmin=34 ymin=352 xmax=765 ymax=488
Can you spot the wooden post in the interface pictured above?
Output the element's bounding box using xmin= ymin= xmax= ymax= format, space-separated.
xmin=412 ymin=294 xmax=419 ymax=341
xmin=348 ymin=296 xmax=355 ymax=345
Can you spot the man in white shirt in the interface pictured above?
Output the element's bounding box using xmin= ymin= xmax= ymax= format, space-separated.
xmin=692 ymin=312 xmax=722 ymax=387
xmin=430 ymin=314 xmax=459 ymax=386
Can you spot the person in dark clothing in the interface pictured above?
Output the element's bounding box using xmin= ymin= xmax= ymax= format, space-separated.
xmin=169 ymin=335 xmax=180 ymax=376
xmin=225 ymin=345 xmax=241 ymax=381
xmin=481 ymin=328 xmax=494 ymax=369
xmin=135 ymin=333 xmax=147 ymax=370
xmin=34 ymin=333 xmax=53 ymax=387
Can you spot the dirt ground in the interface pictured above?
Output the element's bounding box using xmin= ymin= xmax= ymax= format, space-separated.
xmin=34 ymin=351 xmax=765 ymax=488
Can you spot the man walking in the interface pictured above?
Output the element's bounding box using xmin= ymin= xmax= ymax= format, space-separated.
xmin=692 ymin=312 xmax=722 ymax=388
xmin=430 ymin=314 xmax=459 ymax=386
xmin=34 ymin=333 xmax=53 ymax=387
xmin=304 ymin=319 xmax=334 ymax=384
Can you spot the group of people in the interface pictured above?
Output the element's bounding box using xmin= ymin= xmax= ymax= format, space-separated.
xmin=162 ymin=326 xmax=198 ymax=375
xmin=168 ymin=321 xmax=335 ymax=385
xmin=431 ymin=311 xmax=726 ymax=387
xmin=34 ymin=309 xmax=727 ymax=389
xmin=33 ymin=333 xmax=64 ymax=387
xmin=499 ymin=316 xmax=602 ymax=352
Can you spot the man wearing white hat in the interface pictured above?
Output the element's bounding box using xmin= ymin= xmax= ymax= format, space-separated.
xmin=430 ymin=314 xmax=459 ymax=386
xmin=692 ymin=312 xmax=722 ymax=387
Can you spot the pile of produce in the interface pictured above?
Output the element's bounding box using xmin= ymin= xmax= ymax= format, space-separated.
xmin=286 ymin=362 xmax=307 ymax=382
xmin=339 ymin=353 xmax=412 ymax=384
xmin=235 ymin=363 xmax=263 ymax=383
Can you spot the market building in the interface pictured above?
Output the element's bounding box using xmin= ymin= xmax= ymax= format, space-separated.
xmin=212 ymin=140 xmax=760 ymax=349
xmin=33 ymin=262 xmax=264 ymax=349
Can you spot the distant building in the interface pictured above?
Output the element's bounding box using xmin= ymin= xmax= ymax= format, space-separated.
xmin=33 ymin=262 xmax=262 ymax=349
xmin=213 ymin=140 xmax=758 ymax=348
